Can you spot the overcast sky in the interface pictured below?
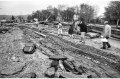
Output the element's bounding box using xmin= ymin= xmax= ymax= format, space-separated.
xmin=0 ymin=0 xmax=117 ymax=16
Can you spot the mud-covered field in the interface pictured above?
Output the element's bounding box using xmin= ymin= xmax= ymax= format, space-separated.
xmin=0 ymin=24 xmax=120 ymax=78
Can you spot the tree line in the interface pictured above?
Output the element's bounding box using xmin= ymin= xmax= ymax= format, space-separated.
xmin=27 ymin=3 xmax=96 ymax=23
xmin=7 ymin=1 xmax=120 ymax=26
xmin=104 ymin=1 xmax=120 ymax=26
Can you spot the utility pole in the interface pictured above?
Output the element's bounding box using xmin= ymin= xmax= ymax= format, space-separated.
xmin=0 ymin=8 xmax=2 ymax=26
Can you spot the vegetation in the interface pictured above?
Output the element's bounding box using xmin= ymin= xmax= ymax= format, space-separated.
xmin=104 ymin=1 xmax=120 ymax=26
xmin=27 ymin=4 xmax=96 ymax=23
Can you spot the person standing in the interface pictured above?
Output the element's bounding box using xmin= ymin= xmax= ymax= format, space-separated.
xmin=68 ymin=21 xmax=75 ymax=37
xmin=74 ymin=20 xmax=80 ymax=34
xmin=34 ymin=18 xmax=39 ymax=27
xmin=78 ymin=18 xmax=87 ymax=44
xmin=101 ymin=21 xmax=111 ymax=49
xmin=57 ymin=22 xmax=63 ymax=36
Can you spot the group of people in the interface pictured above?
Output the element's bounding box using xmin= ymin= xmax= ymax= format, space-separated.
xmin=57 ymin=18 xmax=87 ymax=43
xmin=57 ymin=19 xmax=111 ymax=49
xmin=68 ymin=18 xmax=87 ymax=43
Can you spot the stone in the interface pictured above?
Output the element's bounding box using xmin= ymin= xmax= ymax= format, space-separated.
xmin=49 ymin=55 xmax=67 ymax=61
xmin=23 ymin=43 xmax=36 ymax=54
xmin=44 ymin=67 xmax=55 ymax=78
xmin=62 ymin=60 xmax=74 ymax=72
xmin=21 ymin=72 xmax=37 ymax=78
xmin=59 ymin=72 xmax=88 ymax=78
xmin=1 ymin=62 xmax=26 ymax=75
xmin=86 ymin=32 xmax=99 ymax=38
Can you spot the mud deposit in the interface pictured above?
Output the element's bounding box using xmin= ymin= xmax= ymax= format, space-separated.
xmin=0 ymin=25 xmax=120 ymax=78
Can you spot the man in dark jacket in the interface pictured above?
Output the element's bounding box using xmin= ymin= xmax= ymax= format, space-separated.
xmin=78 ymin=18 xmax=87 ymax=44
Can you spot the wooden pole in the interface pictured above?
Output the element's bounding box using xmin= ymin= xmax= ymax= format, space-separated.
xmin=117 ymin=19 xmax=119 ymax=28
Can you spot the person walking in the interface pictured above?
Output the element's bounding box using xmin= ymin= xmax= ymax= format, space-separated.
xmin=78 ymin=18 xmax=87 ymax=44
xmin=101 ymin=21 xmax=111 ymax=49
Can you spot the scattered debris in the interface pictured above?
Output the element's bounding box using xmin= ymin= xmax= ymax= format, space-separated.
xmin=85 ymin=32 xmax=100 ymax=39
xmin=0 ymin=25 xmax=120 ymax=78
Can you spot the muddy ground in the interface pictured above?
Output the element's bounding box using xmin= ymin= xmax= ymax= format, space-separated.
xmin=0 ymin=24 xmax=120 ymax=78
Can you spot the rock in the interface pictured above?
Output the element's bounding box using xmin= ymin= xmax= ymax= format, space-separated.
xmin=87 ymin=75 xmax=92 ymax=78
xmin=50 ymin=60 xmax=59 ymax=68
xmin=59 ymin=60 xmax=65 ymax=71
xmin=49 ymin=55 xmax=67 ymax=61
xmin=44 ymin=67 xmax=55 ymax=78
xmin=59 ymin=72 xmax=88 ymax=78
xmin=86 ymin=32 xmax=99 ymax=38
xmin=21 ymin=72 xmax=37 ymax=78
xmin=1 ymin=62 xmax=26 ymax=75
xmin=74 ymin=66 xmax=83 ymax=75
xmin=62 ymin=60 xmax=74 ymax=72
xmin=78 ymin=65 xmax=87 ymax=73
xmin=23 ymin=43 xmax=36 ymax=54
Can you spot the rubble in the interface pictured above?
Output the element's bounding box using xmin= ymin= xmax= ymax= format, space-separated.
xmin=0 ymin=24 xmax=120 ymax=78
